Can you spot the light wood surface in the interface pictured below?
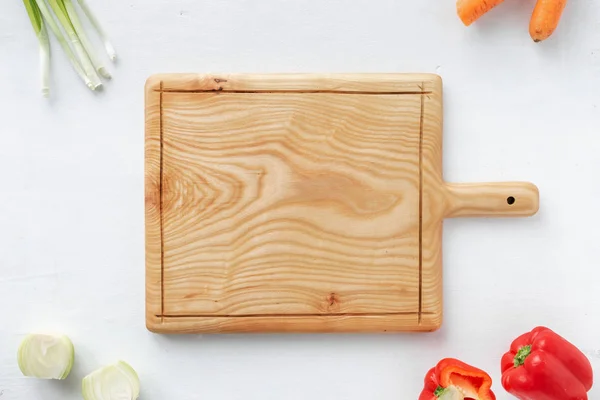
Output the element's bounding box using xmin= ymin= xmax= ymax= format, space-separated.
xmin=145 ymin=73 xmax=539 ymax=334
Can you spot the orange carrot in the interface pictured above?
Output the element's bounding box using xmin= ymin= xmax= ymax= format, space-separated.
xmin=530 ymin=0 xmax=568 ymax=42
xmin=457 ymin=0 xmax=506 ymax=26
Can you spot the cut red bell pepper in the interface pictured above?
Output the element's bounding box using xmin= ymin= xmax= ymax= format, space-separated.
xmin=419 ymin=358 xmax=496 ymax=399
xmin=501 ymin=326 xmax=594 ymax=400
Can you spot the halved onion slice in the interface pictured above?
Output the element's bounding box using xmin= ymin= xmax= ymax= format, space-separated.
xmin=82 ymin=361 xmax=140 ymax=400
xmin=17 ymin=333 xmax=74 ymax=379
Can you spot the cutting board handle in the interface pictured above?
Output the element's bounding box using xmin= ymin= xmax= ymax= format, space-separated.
xmin=444 ymin=182 xmax=539 ymax=218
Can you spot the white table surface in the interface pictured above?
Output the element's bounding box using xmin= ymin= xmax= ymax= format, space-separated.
xmin=1 ymin=1 xmax=600 ymax=399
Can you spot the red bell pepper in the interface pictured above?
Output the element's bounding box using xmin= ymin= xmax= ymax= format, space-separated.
xmin=501 ymin=326 xmax=594 ymax=400
xmin=419 ymin=358 xmax=496 ymax=399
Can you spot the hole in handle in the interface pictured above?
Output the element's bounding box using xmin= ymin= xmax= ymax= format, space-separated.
xmin=444 ymin=183 xmax=539 ymax=218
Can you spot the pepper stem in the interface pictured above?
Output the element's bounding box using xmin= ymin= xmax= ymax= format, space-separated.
xmin=434 ymin=386 xmax=446 ymax=397
xmin=514 ymin=345 xmax=532 ymax=367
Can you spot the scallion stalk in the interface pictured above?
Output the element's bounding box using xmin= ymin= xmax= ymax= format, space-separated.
xmin=75 ymin=0 xmax=117 ymax=61
xmin=46 ymin=0 xmax=102 ymax=90
xmin=23 ymin=0 xmax=116 ymax=95
xmin=62 ymin=0 xmax=111 ymax=79
xmin=33 ymin=0 xmax=95 ymax=90
xmin=23 ymin=0 xmax=51 ymax=97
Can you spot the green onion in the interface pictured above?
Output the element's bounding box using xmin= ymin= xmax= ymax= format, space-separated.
xmin=76 ymin=0 xmax=117 ymax=61
xmin=23 ymin=0 xmax=50 ymax=97
xmin=32 ymin=0 xmax=96 ymax=90
xmin=23 ymin=0 xmax=116 ymax=95
xmin=46 ymin=0 xmax=102 ymax=90
xmin=63 ymin=0 xmax=111 ymax=79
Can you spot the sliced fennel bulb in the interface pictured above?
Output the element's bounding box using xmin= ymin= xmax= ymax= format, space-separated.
xmin=82 ymin=361 xmax=140 ymax=400
xmin=17 ymin=334 xmax=74 ymax=380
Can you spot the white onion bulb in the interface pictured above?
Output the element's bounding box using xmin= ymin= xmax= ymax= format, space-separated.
xmin=82 ymin=361 xmax=140 ymax=400
xmin=17 ymin=333 xmax=74 ymax=379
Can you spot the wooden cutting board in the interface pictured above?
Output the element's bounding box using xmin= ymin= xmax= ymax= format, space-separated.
xmin=145 ymin=73 xmax=539 ymax=334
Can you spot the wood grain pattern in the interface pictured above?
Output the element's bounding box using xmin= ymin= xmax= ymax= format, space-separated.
xmin=145 ymin=73 xmax=539 ymax=333
xmin=420 ymin=87 xmax=445 ymax=323
xmin=156 ymin=314 xmax=434 ymax=334
xmin=161 ymin=92 xmax=422 ymax=319
xmin=147 ymin=73 xmax=439 ymax=94
xmin=145 ymin=80 xmax=163 ymax=328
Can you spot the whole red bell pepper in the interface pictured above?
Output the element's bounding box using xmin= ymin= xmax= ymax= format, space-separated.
xmin=419 ymin=358 xmax=496 ymax=399
xmin=501 ymin=326 xmax=594 ymax=400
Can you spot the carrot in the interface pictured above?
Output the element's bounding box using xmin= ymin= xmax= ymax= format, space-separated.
xmin=457 ymin=0 xmax=506 ymax=26
xmin=529 ymin=0 xmax=568 ymax=42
